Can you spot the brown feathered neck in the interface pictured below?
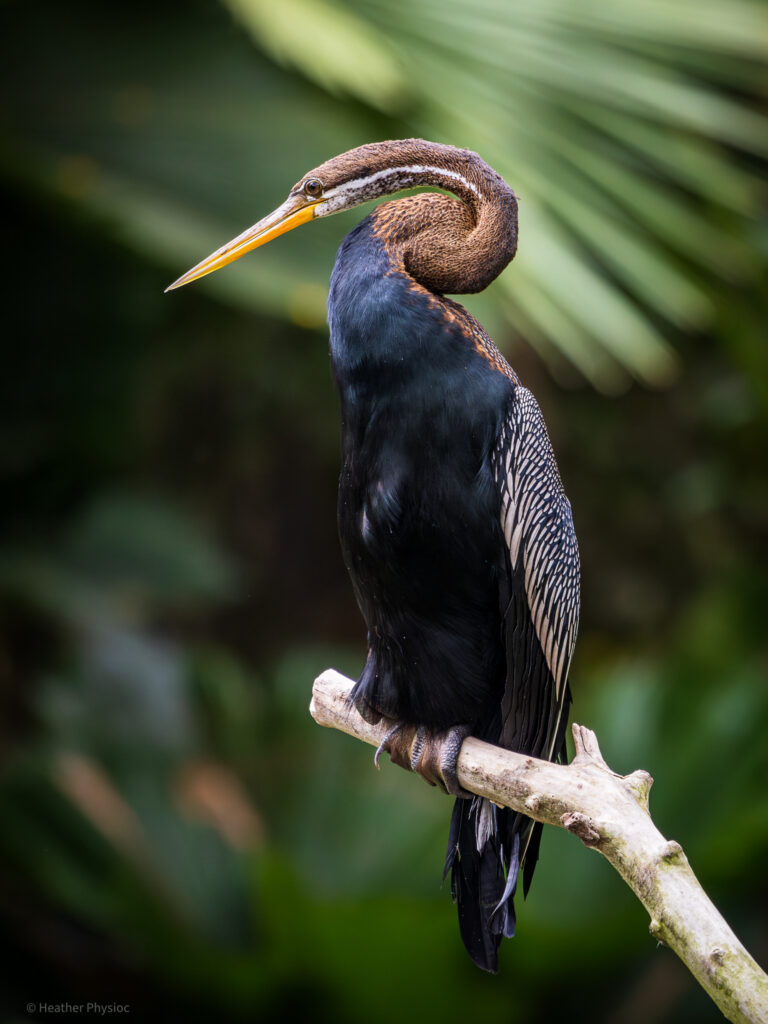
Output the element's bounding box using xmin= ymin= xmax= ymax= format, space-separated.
xmin=298 ymin=139 xmax=518 ymax=295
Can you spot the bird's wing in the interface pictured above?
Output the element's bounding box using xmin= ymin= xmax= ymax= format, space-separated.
xmin=493 ymin=385 xmax=580 ymax=766
xmin=447 ymin=385 xmax=581 ymax=949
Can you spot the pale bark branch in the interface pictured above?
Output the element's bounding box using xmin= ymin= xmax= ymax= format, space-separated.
xmin=310 ymin=668 xmax=768 ymax=1024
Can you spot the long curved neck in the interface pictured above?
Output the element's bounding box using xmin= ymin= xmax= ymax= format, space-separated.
xmin=316 ymin=140 xmax=518 ymax=295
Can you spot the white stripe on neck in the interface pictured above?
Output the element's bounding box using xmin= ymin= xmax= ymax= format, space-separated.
xmin=317 ymin=163 xmax=480 ymax=216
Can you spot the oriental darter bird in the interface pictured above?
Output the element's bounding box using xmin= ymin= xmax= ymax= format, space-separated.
xmin=167 ymin=140 xmax=580 ymax=973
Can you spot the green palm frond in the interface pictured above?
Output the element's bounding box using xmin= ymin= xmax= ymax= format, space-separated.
xmin=222 ymin=0 xmax=407 ymax=111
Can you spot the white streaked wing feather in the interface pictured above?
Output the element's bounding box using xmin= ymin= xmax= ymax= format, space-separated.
xmin=493 ymin=387 xmax=580 ymax=729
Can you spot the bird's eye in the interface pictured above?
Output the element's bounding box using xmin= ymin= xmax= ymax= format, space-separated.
xmin=304 ymin=178 xmax=323 ymax=198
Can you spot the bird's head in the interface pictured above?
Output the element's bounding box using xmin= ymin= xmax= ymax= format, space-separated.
xmin=164 ymin=139 xmax=512 ymax=293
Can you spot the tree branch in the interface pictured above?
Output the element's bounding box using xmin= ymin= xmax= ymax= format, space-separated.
xmin=310 ymin=668 xmax=768 ymax=1024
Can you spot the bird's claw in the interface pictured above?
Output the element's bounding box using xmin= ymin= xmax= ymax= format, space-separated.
xmin=374 ymin=723 xmax=403 ymax=770
xmin=373 ymin=721 xmax=472 ymax=798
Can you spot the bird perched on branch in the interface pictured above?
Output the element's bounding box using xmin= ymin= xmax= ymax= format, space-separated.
xmin=167 ymin=139 xmax=580 ymax=973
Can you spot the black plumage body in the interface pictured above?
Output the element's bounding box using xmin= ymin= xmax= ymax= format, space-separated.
xmin=329 ymin=215 xmax=511 ymax=730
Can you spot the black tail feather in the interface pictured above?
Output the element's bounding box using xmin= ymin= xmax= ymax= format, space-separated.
xmin=521 ymin=821 xmax=542 ymax=897
xmin=447 ymin=798 xmax=530 ymax=973
xmin=445 ymin=679 xmax=574 ymax=969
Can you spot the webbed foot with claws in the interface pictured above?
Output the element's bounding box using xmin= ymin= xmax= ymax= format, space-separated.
xmin=374 ymin=722 xmax=472 ymax=798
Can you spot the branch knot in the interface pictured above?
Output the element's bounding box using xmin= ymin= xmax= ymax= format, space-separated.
xmin=560 ymin=811 xmax=601 ymax=846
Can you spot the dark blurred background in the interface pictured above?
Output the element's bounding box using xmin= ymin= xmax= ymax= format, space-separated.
xmin=1 ymin=0 xmax=766 ymax=1020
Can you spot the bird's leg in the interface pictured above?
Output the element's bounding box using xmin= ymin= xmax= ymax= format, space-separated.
xmin=375 ymin=722 xmax=472 ymax=798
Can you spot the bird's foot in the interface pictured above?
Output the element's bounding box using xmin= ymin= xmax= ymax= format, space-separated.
xmin=374 ymin=722 xmax=472 ymax=798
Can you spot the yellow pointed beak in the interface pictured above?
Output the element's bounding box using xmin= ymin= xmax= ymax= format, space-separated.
xmin=165 ymin=195 xmax=319 ymax=292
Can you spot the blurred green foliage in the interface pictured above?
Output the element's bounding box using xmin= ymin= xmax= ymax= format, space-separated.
xmin=0 ymin=0 xmax=766 ymax=1021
